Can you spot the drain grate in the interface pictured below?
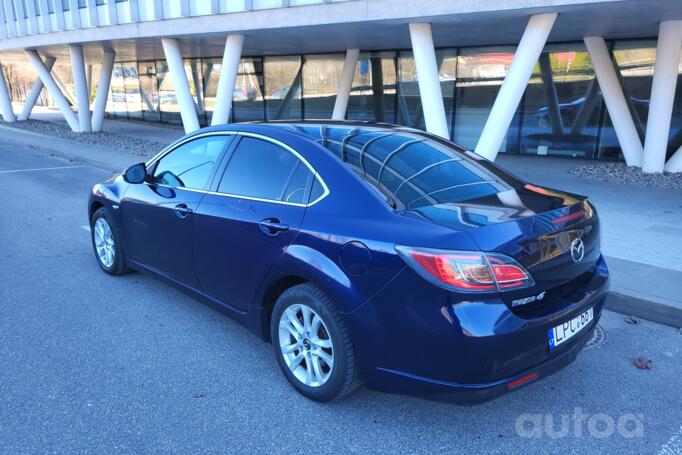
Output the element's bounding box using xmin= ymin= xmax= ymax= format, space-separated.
xmin=584 ymin=324 xmax=605 ymax=349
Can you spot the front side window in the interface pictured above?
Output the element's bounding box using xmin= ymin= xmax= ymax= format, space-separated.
xmin=218 ymin=137 xmax=313 ymax=204
xmin=152 ymin=135 xmax=232 ymax=190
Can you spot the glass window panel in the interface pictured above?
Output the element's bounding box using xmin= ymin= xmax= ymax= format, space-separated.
xmin=156 ymin=60 xmax=182 ymax=125
xmin=597 ymin=41 xmax=655 ymax=160
xmin=232 ymin=58 xmax=265 ymax=122
xmin=453 ymin=46 xmax=516 ymax=151
xmin=138 ymin=61 xmax=160 ymax=122
xmin=302 ymin=53 xmax=345 ymax=119
xmin=347 ymin=51 xmax=397 ymax=123
xmin=218 ymin=137 xmax=308 ymax=201
xmin=264 ymin=56 xmax=302 ymax=120
xmin=107 ymin=63 xmax=128 ymax=118
xmin=122 ymin=62 xmax=142 ymax=119
xmin=518 ymin=44 xmax=602 ymax=159
xmin=186 ymin=59 xmax=206 ymax=126
xmin=396 ymin=49 xmax=457 ymax=134
xmin=202 ymin=58 xmax=220 ymax=124
xmin=669 ymin=49 xmax=682 ymax=159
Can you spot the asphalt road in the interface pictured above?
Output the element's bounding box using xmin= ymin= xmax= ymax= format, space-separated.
xmin=1 ymin=143 xmax=681 ymax=454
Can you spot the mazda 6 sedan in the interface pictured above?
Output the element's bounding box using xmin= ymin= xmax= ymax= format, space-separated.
xmin=88 ymin=121 xmax=609 ymax=403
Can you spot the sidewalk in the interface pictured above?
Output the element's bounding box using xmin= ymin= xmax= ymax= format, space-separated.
xmin=1 ymin=115 xmax=680 ymax=327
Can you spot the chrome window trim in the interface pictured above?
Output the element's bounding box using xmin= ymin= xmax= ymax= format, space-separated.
xmin=144 ymin=130 xmax=330 ymax=207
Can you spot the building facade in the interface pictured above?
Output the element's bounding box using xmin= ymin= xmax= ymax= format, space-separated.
xmin=0 ymin=0 xmax=681 ymax=171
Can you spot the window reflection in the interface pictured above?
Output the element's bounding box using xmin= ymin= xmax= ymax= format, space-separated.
xmin=453 ymin=47 xmax=515 ymax=151
xmin=264 ymin=56 xmax=302 ymax=120
xmin=347 ymin=51 xmax=397 ymax=123
xmin=302 ymin=54 xmax=345 ymax=119
xmin=101 ymin=40 xmax=681 ymax=163
xmin=519 ymin=45 xmax=601 ymax=159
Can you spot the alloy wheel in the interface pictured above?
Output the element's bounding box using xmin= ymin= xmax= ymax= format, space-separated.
xmin=278 ymin=303 xmax=334 ymax=387
xmin=94 ymin=217 xmax=116 ymax=268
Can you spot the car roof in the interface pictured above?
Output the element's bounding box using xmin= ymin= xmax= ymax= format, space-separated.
xmin=190 ymin=120 xmax=433 ymax=141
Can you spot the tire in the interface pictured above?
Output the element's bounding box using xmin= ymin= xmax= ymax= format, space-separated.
xmin=271 ymin=283 xmax=361 ymax=401
xmin=90 ymin=207 xmax=129 ymax=275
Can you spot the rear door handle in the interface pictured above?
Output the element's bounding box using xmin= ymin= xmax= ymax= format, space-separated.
xmin=259 ymin=218 xmax=289 ymax=235
xmin=174 ymin=203 xmax=193 ymax=218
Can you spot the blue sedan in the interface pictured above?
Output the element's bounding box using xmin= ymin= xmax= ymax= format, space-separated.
xmin=88 ymin=121 xmax=609 ymax=402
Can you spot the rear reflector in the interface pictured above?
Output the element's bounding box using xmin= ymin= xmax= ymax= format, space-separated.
xmin=552 ymin=210 xmax=585 ymax=225
xmin=507 ymin=372 xmax=539 ymax=390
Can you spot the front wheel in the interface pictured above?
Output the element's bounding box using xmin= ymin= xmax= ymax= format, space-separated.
xmin=91 ymin=207 xmax=128 ymax=275
xmin=271 ymin=283 xmax=361 ymax=401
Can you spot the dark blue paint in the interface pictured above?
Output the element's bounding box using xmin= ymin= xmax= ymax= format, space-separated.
xmin=89 ymin=121 xmax=609 ymax=402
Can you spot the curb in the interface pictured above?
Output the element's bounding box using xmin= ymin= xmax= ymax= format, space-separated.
xmin=604 ymin=291 xmax=682 ymax=328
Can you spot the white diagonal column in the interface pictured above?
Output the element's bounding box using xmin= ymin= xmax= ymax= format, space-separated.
xmin=25 ymin=50 xmax=80 ymax=132
xmin=0 ymin=62 xmax=16 ymax=122
xmin=474 ymin=13 xmax=557 ymax=160
xmin=70 ymin=44 xmax=92 ymax=132
xmin=162 ymin=38 xmax=200 ymax=133
xmin=409 ymin=23 xmax=449 ymax=139
xmin=332 ymin=48 xmax=359 ymax=120
xmin=91 ymin=50 xmax=115 ymax=132
xmin=584 ymin=36 xmax=644 ymax=167
xmin=211 ymin=34 xmax=244 ymax=126
xmin=642 ymin=21 xmax=682 ymax=173
xmin=18 ymin=56 xmax=57 ymax=121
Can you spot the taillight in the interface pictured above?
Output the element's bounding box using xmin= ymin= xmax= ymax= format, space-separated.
xmin=395 ymin=246 xmax=534 ymax=293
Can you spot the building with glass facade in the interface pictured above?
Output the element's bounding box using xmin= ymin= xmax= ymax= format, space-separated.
xmin=0 ymin=0 xmax=681 ymax=171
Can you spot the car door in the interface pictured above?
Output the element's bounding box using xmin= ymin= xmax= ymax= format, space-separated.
xmin=121 ymin=134 xmax=234 ymax=287
xmin=193 ymin=134 xmax=317 ymax=311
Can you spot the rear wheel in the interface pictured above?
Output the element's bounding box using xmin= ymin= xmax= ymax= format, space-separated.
xmin=91 ymin=207 xmax=128 ymax=275
xmin=271 ymin=283 xmax=360 ymax=401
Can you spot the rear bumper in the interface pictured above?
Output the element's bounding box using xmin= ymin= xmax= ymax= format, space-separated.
xmin=345 ymin=256 xmax=609 ymax=403
xmin=373 ymin=308 xmax=600 ymax=403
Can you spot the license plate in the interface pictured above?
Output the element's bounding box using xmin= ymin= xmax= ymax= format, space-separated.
xmin=548 ymin=307 xmax=593 ymax=350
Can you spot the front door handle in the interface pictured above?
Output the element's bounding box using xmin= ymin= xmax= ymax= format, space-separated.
xmin=174 ymin=203 xmax=193 ymax=219
xmin=259 ymin=218 xmax=289 ymax=235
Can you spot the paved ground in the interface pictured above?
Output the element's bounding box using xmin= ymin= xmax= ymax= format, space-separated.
xmin=1 ymin=140 xmax=681 ymax=454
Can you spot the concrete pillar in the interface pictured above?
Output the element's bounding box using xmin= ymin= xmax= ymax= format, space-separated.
xmin=25 ymin=50 xmax=80 ymax=132
xmin=642 ymin=21 xmax=682 ymax=173
xmin=584 ymin=36 xmax=643 ymax=167
xmin=161 ymin=38 xmax=200 ymax=133
xmin=91 ymin=51 xmax=115 ymax=132
xmin=0 ymin=62 xmax=16 ymax=122
xmin=70 ymin=45 xmax=92 ymax=132
xmin=211 ymin=34 xmax=244 ymax=126
xmin=332 ymin=48 xmax=359 ymax=120
xmin=408 ymin=23 xmax=449 ymax=139
xmin=18 ymin=56 xmax=57 ymax=121
xmin=474 ymin=13 xmax=557 ymax=160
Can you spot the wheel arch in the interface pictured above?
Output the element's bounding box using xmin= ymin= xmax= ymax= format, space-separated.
xmin=255 ymin=244 xmax=359 ymax=341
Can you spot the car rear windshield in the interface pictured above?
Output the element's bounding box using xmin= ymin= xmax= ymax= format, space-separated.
xmin=270 ymin=124 xmax=510 ymax=210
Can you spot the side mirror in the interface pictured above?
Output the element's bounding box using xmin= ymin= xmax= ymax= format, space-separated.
xmin=123 ymin=163 xmax=147 ymax=184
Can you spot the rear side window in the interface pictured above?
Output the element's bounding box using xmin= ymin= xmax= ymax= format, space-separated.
xmin=218 ymin=137 xmax=314 ymax=204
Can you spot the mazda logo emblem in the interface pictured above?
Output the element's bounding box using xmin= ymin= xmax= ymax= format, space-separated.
xmin=570 ymin=238 xmax=585 ymax=263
